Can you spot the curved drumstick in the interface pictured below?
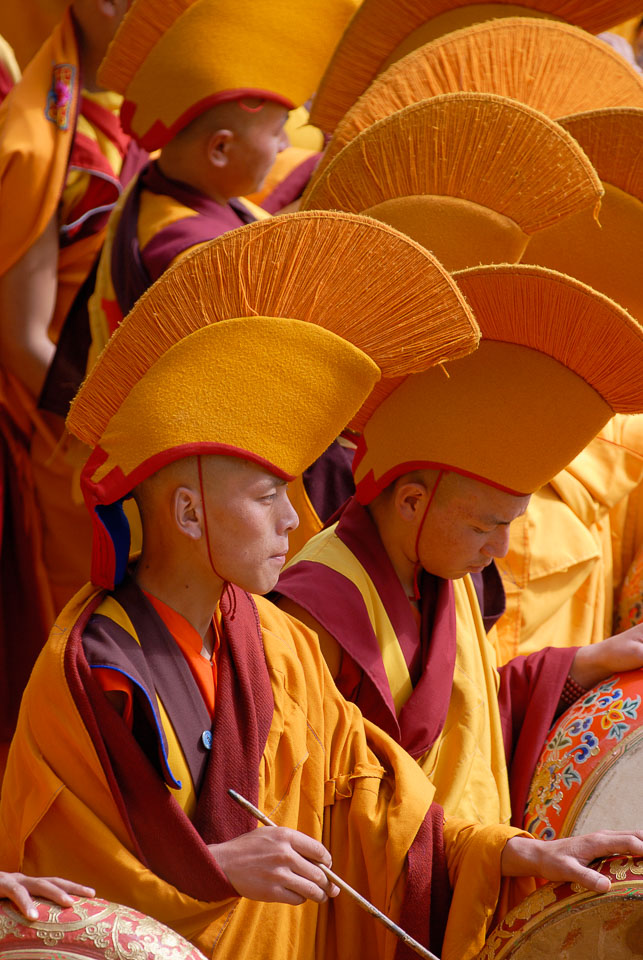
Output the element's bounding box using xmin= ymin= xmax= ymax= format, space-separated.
xmin=228 ymin=788 xmax=441 ymax=960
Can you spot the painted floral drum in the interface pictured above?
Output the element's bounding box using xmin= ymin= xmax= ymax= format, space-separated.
xmin=478 ymin=856 xmax=643 ymax=959
xmin=0 ymin=896 xmax=206 ymax=958
xmin=524 ymin=671 xmax=643 ymax=840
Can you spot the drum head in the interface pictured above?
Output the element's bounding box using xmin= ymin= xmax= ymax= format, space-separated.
xmin=0 ymin=896 xmax=206 ymax=958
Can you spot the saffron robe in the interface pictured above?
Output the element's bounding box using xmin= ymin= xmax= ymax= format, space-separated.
xmin=0 ymin=580 xmax=525 ymax=960
xmin=88 ymin=161 xmax=268 ymax=364
xmin=276 ymin=497 xmax=576 ymax=831
xmin=495 ymin=414 xmax=643 ymax=663
xmin=0 ymin=10 xmax=145 ymax=739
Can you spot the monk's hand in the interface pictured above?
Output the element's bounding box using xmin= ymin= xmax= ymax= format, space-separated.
xmin=571 ymin=626 xmax=643 ymax=690
xmin=0 ymin=872 xmax=96 ymax=920
xmin=208 ymin=827 xmax=340 ymax=905
xmin=501 ymin=831 xmax=643 ymax=892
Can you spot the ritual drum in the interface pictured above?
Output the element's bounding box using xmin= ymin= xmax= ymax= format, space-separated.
xmin=0 ymin=896 xmax=206 ymax=958
xmin=478 ymin=856 xmax=643 ymax=959
xmin=523 ymin=671 xmax=643 ymax=840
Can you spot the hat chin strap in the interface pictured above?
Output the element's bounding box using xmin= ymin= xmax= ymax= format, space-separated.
xmin=410 ymin=469 xmax=444 ymax=602
xmin=197 ymin=454 xmax=229 ymax=587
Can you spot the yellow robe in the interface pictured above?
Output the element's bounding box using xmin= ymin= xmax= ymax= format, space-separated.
xmin=0 ymin=584 xmax=524 ymax=960
xmin=495 ymin=414 xmax=643 ymax=664
xmin=282 ymin=522 xmax=512 ymax=828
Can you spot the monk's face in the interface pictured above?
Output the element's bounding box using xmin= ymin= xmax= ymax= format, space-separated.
xmin=200 ymin=457 xmax=299 ymax=594
xmin=417 ymin=473 xmax=530 ymax=580
xmin=224 ymin=101 xmax=290 ymax=196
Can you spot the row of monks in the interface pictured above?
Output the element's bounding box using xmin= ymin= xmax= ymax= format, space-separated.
xmin=0 ymin=1 xmax=642 ymax=958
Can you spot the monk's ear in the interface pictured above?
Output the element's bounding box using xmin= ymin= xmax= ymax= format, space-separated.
xmin=206 ymin=129 xmax=234 ymax=168
xmin=173 ymin=486 xmax=203 ymax=541
xmin=395 ymin=481 xmax=428 ymax=524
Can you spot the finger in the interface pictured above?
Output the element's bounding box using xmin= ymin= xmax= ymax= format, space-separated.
xmin=19 ymin=879 xmax=77 ymax=907
xmin=290 ymin=858 xmax=335 ymax=902
xmin=44 ymin=878 xmax=96 ymax=898
xmin=563 ymin=861 xmax=611 ymax=894
xmin=284 ymin=874 xmax=329 ymax=904
xmin=575 ymin=833 xmax=643 ymax=860
xmin=288 ymin=830 xmax=333 ymax=868
xmin=271 ymin=886 xmax=307 ymax=907
xmin=0 ymin=882 xmax=38 ymax=921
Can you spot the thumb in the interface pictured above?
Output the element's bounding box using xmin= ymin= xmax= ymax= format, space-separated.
xmin=567 ymin=863 xmax=611 ymax=894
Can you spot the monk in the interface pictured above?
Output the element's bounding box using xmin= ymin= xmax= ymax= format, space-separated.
xmin=87 ymin=0 xmax=357 ymax=358
xmin=0 ymin=0 xmax=144 ymax=739
xmin=276 ymin=264 xmax=643 ymax=842
xmin=4 ymin=217 xmax=642 ymax=960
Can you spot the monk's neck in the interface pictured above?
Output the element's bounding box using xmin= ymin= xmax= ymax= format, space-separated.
xmin=157 ymin=151 xmax=231 ymax=207
xmin=367 ymin=505 xmax=417 ymax=600
xmin=134 ymin=554 xmax=222 ymax=640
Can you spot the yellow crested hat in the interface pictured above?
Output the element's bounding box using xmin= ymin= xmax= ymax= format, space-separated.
xmin=352 ymin=264 xmax=643 ymax=503
xmin=98 ymin=0 xmax=359 ymax=150
xmin=310 ymin=2 xmax=643 ymax=132
xmin=67 ymin=210 xmax=478 ymax=587
xmin=525 ymin=107 xmax=643 ymax=323
xmin=312 ymin=17 xmax=643 ymax=138
xmin=302 ymin=93 xmax=603 ymax=271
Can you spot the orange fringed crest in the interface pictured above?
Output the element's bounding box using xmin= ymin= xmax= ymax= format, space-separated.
xmin=312 ymin=16 xmax=643 ymax=143
xmin=67 ymin=210 xmax=479 ymax=588
xmin=558 ymin=107 xmax=643 ymax=202
xmin=99 ymin=0 xmax=193 ymax=93
xmin=310 ymin=1 xmax=643 ymax=132
xmin=455 ymin=265 xmax=643 ymax=413
xmin=302 ymin=93 xmax=603 ymax=256
xmin=524 ymin=107 xmax=643 ymax=321
xmin=353 ymin=264 xmax=643 ymax=502
xmin=69 ymin=210 xmax=479 ymax=448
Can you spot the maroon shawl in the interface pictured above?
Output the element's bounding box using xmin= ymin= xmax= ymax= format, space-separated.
xmin=276 ymin=496 xmax=577 ymax=827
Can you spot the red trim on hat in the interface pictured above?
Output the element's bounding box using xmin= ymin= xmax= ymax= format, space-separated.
xmin=354 ymin=459 xmax=529 ymax=506
xmin=82 ymin=441 xmax=295 ymax=509
xmin=81 ymin=442 xmax=296 ymax=589
xmin=121 ymin=89 xmax=296 ymax=150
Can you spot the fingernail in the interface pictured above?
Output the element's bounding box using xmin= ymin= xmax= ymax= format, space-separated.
xmin=28 ymin=909 xmax=38 ymax=920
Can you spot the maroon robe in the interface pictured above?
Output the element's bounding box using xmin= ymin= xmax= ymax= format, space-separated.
xmin=68 ymin=576 xmax=450 ymax=958
xmin=110 ymin=161 xmax=258 ymax=321
xmin=276 ymin=496 xmax=577 ymax=827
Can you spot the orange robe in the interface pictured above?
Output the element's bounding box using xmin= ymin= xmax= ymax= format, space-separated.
xmin=495 ymin=415 xmax=643 ymax=663
xmin=0 ymin=10 xmax=142 ymax=739
xmin=0 ymin=580 xmax=526 ymax=960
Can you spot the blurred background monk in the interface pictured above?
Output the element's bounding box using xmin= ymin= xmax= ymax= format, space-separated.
xmin=0 ymin=0 xmax=144 ymax=747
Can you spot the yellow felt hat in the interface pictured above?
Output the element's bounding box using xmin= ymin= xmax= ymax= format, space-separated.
xmin=524 ymin=107 xmax=643 ymax=323
xmin=68 ymin=210 xmax=478 ymax=586
xmin=352 ymin=264 xmax=643 ymax=503
xmin=97 ymin=0 xmax=359 ymax=150
xmin=311 ymin=16 xmax=643 ymax=136
xmin=310 ymin=2 xmax=643 ymax=132
xmin=302 ymin=93 xmax=603 ymax=271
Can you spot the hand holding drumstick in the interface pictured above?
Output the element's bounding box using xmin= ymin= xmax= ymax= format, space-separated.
xmin=224 ymin=789 xmax=440 ymax=960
